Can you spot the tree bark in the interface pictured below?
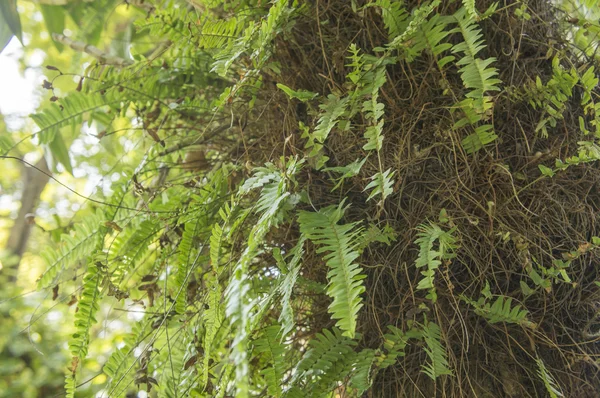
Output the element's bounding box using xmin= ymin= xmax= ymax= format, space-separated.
xmin=3 ymin=157 xmax=50 ymax=279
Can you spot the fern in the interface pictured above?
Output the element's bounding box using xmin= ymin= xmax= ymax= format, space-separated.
xmin=388 ymin=0 xmax=441 ymax=50
xmin=225 ymin=157 xmax=301 ymax=397
xmin=104 ymin=319 xmax=150 ymax=397
xmin=414 ymin=222 xmax=457 ymax=302
xmin=461 ymin=123 xmax=498 ymax=154
xmin=421 ymin=320 xmax=452 ymax=380
xmin=379 ymin=325 xmax=422 ymax=369
xmin=173 ymin=219 xmax=201 ymax=314
xmin=293 ymin=328 xmax=357 ymax=383
xmin=253 ymin=324 xmax=286 ymax=397
xmin=31 ymin=91 xmax=122 ymax=144
xmin=66 ymin=259 xmax=104 ymax=398
xmin=38 ymin=209 xmax=105 ymax=289
xmin=277 ymin=237 xmax=306 ymax=339
xmin=466 ymin=295 xmax=535 ymax=328
xmin=313 ymin=94 xmax=349 ymax=144
xmin=201 ymin=273 xmax=224 ymax=391
xmin=364 ymin=168 xmax=395 ymax=204
xmin=536 ymin=357 xmax=564 ymax=398
xmin=451 ymin=7 xmax=501 ymax=115
xmin=374 ymin=0 xmax=408 ymax=40
xmin=298 ymin=201 xmax=366 ymax=338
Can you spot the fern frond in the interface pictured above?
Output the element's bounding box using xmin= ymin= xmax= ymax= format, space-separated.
xmin=277 ymin=237 xmax=306 ymax=339
xmin=173 ymin=219 xmax=202 ymax=314
xmin=364 ymin=168 xmax=395 ymax=203
xmin=467 ymin=295 xmax=534 ymax=327
xmin=294 ymin=328 xmax=357 ymax=382
xmin=225 ymin=157 xmax=301 ymax=397
xmin=38 ymin=209 xmax=105 ymax=289
xmin=451 ymin=7 xmax=501 ymax=114
xmin=31 ymin=91 xmax=122 ymax=144
xmin=461 ymin=123 xmax=498 ymax=154
xmin=253 ymin=324 xmax=286 ymax=397
xmin=421 ymin=321 xmax=452 ymax=380
xmin=536 ymin=357 xmax=564 ymax=398
xmin=380 ymin=326 xmax=422 ymax=369
xmin=66 ymin=259 xmax=104 ymax=397
xmin=388 ymin=0 xmax=441 ymax=50
xmin=414 ymin=222 xmax=457 ymax=302
xmin=201 ymin=273 xmax=224 ymax=390
xmin=298 ymin=202 xmax=366 ymax=338
xmin=313 ymin=94 xmax=349 ymax=143
xmin=374 ymin=0 xmax=408 ymax=40
xmin=104 ymin=319 xmax=150 ymax=397
xmin=349 ymin=349 xmax=378 ymax=394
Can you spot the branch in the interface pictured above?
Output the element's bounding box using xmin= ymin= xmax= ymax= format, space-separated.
xmin=51 ymin=33 xmax=133 ymax=67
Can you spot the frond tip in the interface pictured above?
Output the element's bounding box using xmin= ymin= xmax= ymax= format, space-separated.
xmin=298 ymin=201 xmax=366 ymax=338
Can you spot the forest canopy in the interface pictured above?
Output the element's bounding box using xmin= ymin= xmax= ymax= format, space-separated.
xmin=1 ymin=0 xmax=600 ymax=397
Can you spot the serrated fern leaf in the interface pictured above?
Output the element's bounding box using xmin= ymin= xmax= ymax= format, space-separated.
xmin=380 ymin=326 xmax=422 ymax=369
xmin=66 ymin=259 xmax=104 ymax=398
xmin=375 ymin=0 xmax=408 ymax=40
xmin=414 ymin=222 xmax=457 ymax=302
xmin=451 ymin=7 xmax=501 ymax=114
xmin=536 ymin=357 xmax=563 ymax=398
xmin=461 ymin=124 xmax=498 ymax=154
xmin=225 ymin=157 xmax=301 ymax=397
xmin=253 ymin=324 xmax=286 ymax=397
xmin=421 ymin=321 xmax=452 ymax=380
xmin=294 ymin=328 xmax=356 ymax=382
xmin=278 ymin=237 xmax=306 ymax=339
xmin=38 ymin=209 xmax=105 ymax=289
xmin=31 ymin=91 xmax=121 ymax=144
xmin=313 ymin=94 xmax=349 ymax=143
xmin=364 ymin=168 xmax=395 ymax=203
xmin=470 ymin=295 xmax=534 ymax=327
xmin=298 ymin=202 xmax=365 ymax=338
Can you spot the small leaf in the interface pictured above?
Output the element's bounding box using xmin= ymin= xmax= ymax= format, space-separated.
xmin=538 ymin=164 xmax=555 ymax=177
xmin=276 ymin=83 xmax=318 ymax=102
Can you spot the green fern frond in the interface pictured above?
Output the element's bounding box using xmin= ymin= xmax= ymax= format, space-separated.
xmin=468 ymin=295 xmax=534 ymax=327
xmin=421 ymin=321 xmax=452 ymax=380
xmin=364 ymin=168 xmax=395 ymax=203
xmin=253 ymin=324 xmax=286 ymax=397
xmin=313 ymin=94 xmax=349 ymax=143
xmin=225 ymin=157 xmax=301 ymax=397
xmin=374 ymin=0 xmax=408 ymax=40
xmin=294 ymin=328 xmax=357 ymax=382
xmin=414 ymin=222 xmax=457 ymax=302
xmin=417 ymin=13 xmax=455 ymax=68
xmin=536 ymin=357 xmax=564 ymax=398
xmin=462 ymin=0 xmax=478 ymax=20
xmin=277 ymin=237 xmax=306 ymax=339
xmin=349 ymin=349 xmax=378 ymax=394
xmin=298 ymin=201 xmax=366 ymax=338
xmin=461 ymin=124 xmax=498 ymax=154
xmin=107 ymin=219 xmax=161 ymax=286
xmin=173 ymin=219 xmax=202 ymax=314
xmin=202 ymin=273 xmax=224 ymax=390
xmin=104 ymin=319 xmax=150 ymax=397
xmin=451 ymin=7 xmax=501 ymax=114
xmin=38 ymin=209 xmax=105 ymax=289
xmin=66 ymin=259 xmax=105 ymax=397
xmin=388 ymin=0 xmax=441 ymax=50
xmin=31 ymin=91 xmax=122 ymax=144
xmin=379 ymin=325 xmax=422 ymax=369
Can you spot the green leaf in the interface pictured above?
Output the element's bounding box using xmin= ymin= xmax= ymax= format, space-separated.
xmin=276 ymin=83 xmax=318 ymax=102
xmin=46 ymin=132 xmax=73 ymax=175
xmin=538 ymin=164 xmax=555 ymax=177
xmin=40 ymin=5 xmax=65 ymax=51
xmin=0 ymin=0 xmax=22 ymax=46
